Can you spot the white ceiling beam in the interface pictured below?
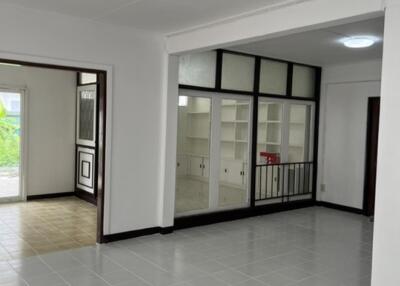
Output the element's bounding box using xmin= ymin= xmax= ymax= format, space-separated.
xmin=166 ymin=0 xmax=384 ymax=54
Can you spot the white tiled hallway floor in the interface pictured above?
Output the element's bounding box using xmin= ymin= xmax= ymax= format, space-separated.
xmin=0 ymin=207 xmax=373 ymax=286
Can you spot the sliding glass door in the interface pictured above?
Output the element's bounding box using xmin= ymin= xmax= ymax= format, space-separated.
xmin=218 ymin=97 xmax=251 ymax=208
xmin=176 ymin=95 xmax=211 ymax=213
xmin=255 ymin=99 xmax=314 ymax=203
xmin=175 ymin=91 xmax=252 ymax=216
xmin=0 ymin=90 xmax=23 ymax=202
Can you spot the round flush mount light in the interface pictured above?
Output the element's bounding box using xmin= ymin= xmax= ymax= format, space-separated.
xmin=342 ymin=36 xmax=376 ymax=48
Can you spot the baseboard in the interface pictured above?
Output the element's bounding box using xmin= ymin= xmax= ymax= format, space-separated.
xmin=316 ymin=201 xmax=364 ymax=215
xmin=103 ymin=226 xmax=174 ymax=243
xmin=174 ymin=199 xmax=314 ymax=230
xmin=75 ymin=189 xmax=97 ymax=205
xmin=27 ymin=192 xmax=74 ymax=201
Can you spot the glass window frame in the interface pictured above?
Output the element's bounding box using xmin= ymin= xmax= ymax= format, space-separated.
xmin=176 ymin=49 xmax=321 ymax=211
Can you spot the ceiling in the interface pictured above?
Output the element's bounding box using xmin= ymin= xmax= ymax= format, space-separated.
xmin=230 ymin=17 xmax=384 ymax=66
xmin=0 ymin=0 xmax=302 ymax=34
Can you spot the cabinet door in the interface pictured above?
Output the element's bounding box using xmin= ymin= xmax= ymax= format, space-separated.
xmin=220 ymin=160 xmax=228 ymax=182
xmin=227 ymin=160 xmax=245 ymax=186
xmin=203 ymin=158 xmax=209 ymax=178
xmin=189 ymin=156 xmax=204 ymax=177
xmin=176 ymin=155 xmax=188 ymax=176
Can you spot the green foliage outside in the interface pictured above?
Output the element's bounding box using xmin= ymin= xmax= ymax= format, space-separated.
xmin=0 ymin=101 xmax=20 ymax=167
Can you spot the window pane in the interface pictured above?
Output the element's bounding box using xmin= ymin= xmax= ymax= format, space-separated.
xmin=219 ymin=98 xmax=250 ymax=207
xmin=288 ymin=104 xmax=311 ymax=162
xmin=221 ymin=53 xmax=255 ymax=92
xmin=0 ymin=92 xmax=21 ymax=199
xmin=292 ymin=65 xmax=316 ymax=98
xmin=78 ymin=90 xmax=96 ymax=141
xmin=175 ymin=96 xmax=211 ymax=214
xmin=260 ymin=59 xmax=288 ymax=95
xmin=80 ymin=72 xmax=97 ymax=84
xmin=179 ymin=51 xmax=216 ymax=88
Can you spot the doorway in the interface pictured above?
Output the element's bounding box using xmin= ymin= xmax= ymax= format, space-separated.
xmin=0 ymin=59 xmax=108 ymax=248
xmin=364 ymin=97 xmax=380 ymax=217
xmin=0 ymin=89 xmax=24 ymax=202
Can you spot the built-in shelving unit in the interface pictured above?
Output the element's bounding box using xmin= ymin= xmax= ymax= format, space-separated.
xmin=220 ymin=99 xmax=250 ymax=162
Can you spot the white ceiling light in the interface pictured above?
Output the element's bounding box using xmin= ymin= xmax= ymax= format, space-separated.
xmin=342 ymin=36 xmax=376 ymax=48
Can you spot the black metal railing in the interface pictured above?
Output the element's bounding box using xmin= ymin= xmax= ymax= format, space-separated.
xmin=255 ymin=161 xmax=313 ymax=202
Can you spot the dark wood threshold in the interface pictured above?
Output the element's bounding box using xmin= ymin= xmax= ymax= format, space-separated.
xmin=174 ymin=199 xmax=314 ymax=230
xmin=316 ymin=201 xmax=364 ymax=215
xmin=103 ymin=226 xmax=174 ymax=243
xmin=75 ymin=189 xmax=97 ymax=205
xmin=27 ymin=192 xmax=75 ymax=201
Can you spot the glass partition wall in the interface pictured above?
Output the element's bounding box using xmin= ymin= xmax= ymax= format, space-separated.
xmin=175 ymin=92 xmax=252 ymax=216
xmin=176 ymin=49 xmax=320 ymax=216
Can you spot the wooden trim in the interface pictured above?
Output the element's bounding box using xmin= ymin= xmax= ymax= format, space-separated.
xmin=316 ymin=201 xmax=364 ymax=215
xmin=27 ymin=192 xmax=75 ymax=201
xmin=96 ymin=71 xmax=107 ymax=243
xmin=75 ymin=189 xmax=97 ymax=205
xmin=174 ymin=200 xmax=314 ymax=229
xmin=103 ymin=226 xmax=173 ymax=243
xmin=363 ymin=97 xmax=380 ymax=216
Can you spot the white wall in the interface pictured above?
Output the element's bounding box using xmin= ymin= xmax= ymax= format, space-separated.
xmin=0 ymin=4 xmax=166 ymax=234
xmin=318 ymin=60 xmax=382 ymax=209
xmin=0 ymin=65 xmax=76 ymax=196
xmin=372 ymin=1 xmax=400 ymax=284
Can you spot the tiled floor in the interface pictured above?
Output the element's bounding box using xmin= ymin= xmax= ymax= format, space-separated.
xmin=0 ymin=197 xmax=96 ymax=261
xmin=0 ymin=207 xmax=373 ymax=286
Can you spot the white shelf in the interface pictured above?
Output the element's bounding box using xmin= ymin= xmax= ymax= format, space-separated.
xmin=289 ymin=144 xmax=304 ymax=148
xmin=257 ymin=141 xmax=281 ymax=145
xmin=187 ymin=111 xmax=210 ymax=114
xmin=221 ymin=120 xmax=248 ymax=123
xmin=187 ymin=135 xmax=209 ymax=140
xmin=184 ymin=153 xmax=209 ymax=158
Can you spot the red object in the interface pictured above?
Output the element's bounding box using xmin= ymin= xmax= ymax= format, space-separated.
xmin=260 ymin=152 xmax=280 ymax=164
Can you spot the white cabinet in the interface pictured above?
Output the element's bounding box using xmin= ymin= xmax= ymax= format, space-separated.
xmin=220 ymin=159 xmax=247 ymax=186
xmin=189 ymin=156 xmax=204 ymax=177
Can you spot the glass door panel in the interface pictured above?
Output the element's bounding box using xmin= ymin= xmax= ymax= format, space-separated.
xmin=0 ymin=91 xmax=22 ymax=200
xmin=256 ymin=100 xmax=283 ymax=200
xmin=218 ymin=98 xmax=251 ymax=207
xmin=257 ymin=101 xmax=283 ymax=163
xmin=175 ymin=95 xmax=211 ymax=214
xmin=288 ymin=103 xmax=312 ymax=195
xmin=288 ymin=104 xmax=312 ymax=162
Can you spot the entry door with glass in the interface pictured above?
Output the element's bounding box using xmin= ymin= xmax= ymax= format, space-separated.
xmin=175 ymin=91 xmax=252 ymax=216
xmin=0 ymin=90 xmax=23 ymax=202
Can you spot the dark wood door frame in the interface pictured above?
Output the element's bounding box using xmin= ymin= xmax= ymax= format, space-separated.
xmin=363 ymin=97 xmax=380 ymax=217
xmin=0 ymin=57 xmax=108 ymax=243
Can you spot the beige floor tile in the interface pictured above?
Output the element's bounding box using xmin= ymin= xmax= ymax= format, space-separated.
xmin=0 ymin=197 xmax=96 ymax=259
